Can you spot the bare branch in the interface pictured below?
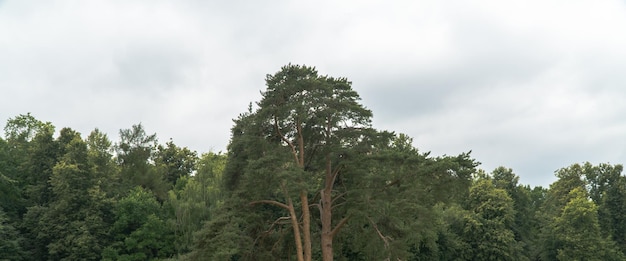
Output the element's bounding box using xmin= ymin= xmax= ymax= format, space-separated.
xmin=274 ymin=115 xmax=299 ymax=165
xmin=330 ymin=165 xmax=342 ymax=189
xmin=331 ymin=201 xmax=347 ymax=210
xmin=317 ymin=190 xmax=324 ymax=213
xmin=331 ymin=191 xmax=348 ymax=205
xmin=330 ymin=215 xmax=350 ymax=238
xmin=264 ymin=216 xmax=292 ymax=233
xmin=249 ymin=200 xmax=289 ymax=210
xmin=253 ymin=216 xmax=291 ymax=252
xmin=368 ymin=217 xmax=392 ymax=248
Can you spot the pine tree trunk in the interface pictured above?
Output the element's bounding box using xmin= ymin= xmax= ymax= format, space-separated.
xmin=321 ymin=154 xmax=334 ymax=261
xmin=287 ymin=199 xmax=305 ymax=261
xmin=301 ymin=191 xmax=312 ymax=261
xmin=321 ymin=189 xmax=333 ymax=261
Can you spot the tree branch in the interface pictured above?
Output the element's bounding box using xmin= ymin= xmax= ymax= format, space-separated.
xmin=264 ymin=216 xmax=292 ymax=233
xmin=331 ymin=201 xmax=347 ymax=210
xmin=274 ymin=115 xmax=299 ymax=165
xmin=331 ymin=191 xmax=348 ymax=205
xmin=317 ymin=191 xmax=324 ymax=213
xmin=330 ymin=215 xmax=350 ymax=238
xmin=368 ymin=217 xmax=392 ymax=248
xmin=330 ymin=165 xmax=342 ymax=188
xmin=249 ymin=200 xmax=289 ymax=210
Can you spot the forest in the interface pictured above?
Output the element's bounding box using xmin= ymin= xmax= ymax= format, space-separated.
xmin=2 ymin=64 xmax=626 ymax=261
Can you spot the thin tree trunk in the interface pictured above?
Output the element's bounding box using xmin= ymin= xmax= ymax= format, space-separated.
xmin=321 ymin=155 xmax=334 ymax=261
xmin=301 ymin=191 xmax=312 ymax=261
xmin=296 ymin=119 xmax=312 ymax=261
xmin=287 ymin=198 xmax=305 ymax=261
xmin=321 ymin=190 xmax=333 ymax=261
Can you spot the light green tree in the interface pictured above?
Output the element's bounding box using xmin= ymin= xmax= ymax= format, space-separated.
xmin=553 ymin=187 xmax=624 ymax=261
xmin=168 ymin=152 xmax=224 ymax=255
xmin=460 ymin=178 xmax=518 ymax=261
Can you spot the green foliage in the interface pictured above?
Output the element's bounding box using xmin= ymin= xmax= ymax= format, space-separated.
xmin=29 ymin=131 xmax=114 ymax=260
xmin=22 ymin=122 xmax=59 ymax=206
xmin=155 ymin=140 xmax=197 ymax=185
xmin=168 ymin=152 xmax=225 ymax=255
xmin=553 ymin=187 xmax=624 ymax=261
xmin=187 ymin=198 xmax=252 ymax=261
xmin=3 ymin=113 xmax=52 ymax=143
xmin=0 ymin=207 xmax=24 ymax=261
xmin=115 ymin=124 xmax=170 ymax=200
xmin=0 ymin=138 xmax=23 ymax=219
xmin=583 ymin=163 xmax=626 ymax=253
xmin=492 ymin=167 xmax=538 ymax=261
xmin=461 ymin=178 xmax=519 ymax=261
xmin=200 ymin=65 xmax=481 ymax=261
xmin=4 ymin=70 xmax=626 ymax=261
xmin=105 ymin=187 xmax=175 ymax=260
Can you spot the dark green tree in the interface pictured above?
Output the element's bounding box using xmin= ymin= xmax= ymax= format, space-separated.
xmin=32 ymin=130 xmax=114 ymax=260
xmin=20 ymin=120 xmax=59 ymax=207
xmin=583 ymin=163 xmax=626 ymax=252
xmin=491 ymin=167 xmax=538 ymax=260
xmin=115 ymin=124 xmax=168 ymax=199
xmin=86 ymin=129 xmax=120 ymax=198
xmin=0 ymin=137 xmax=22 ymax=219
xmin=218 ymin=64 xmax=374 ymax=261
xmin=192 ymin=65 xmax=478 ymax=261
xmin=103 ymin=187 xmax=175 ymax=260
xmin=0 ymin=207 xmax=24 ymax=261
xmin=155 ymin=139 xmax=197 ymax=185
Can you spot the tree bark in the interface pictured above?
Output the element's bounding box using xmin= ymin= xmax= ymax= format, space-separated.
xmin=321 ymin=155 xmax=334 ymax=261
xmin=296 ymin=119 xmax=312 ymax=261
xmin=301 ymin=191 xmax=312 ymax=261
xmin=287 ymin=198 xmax=305 ymax=261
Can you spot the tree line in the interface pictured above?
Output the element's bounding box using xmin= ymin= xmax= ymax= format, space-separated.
xmin=2 ymin=64 xmax=626 ymax=260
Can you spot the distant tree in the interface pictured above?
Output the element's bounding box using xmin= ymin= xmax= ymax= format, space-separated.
xmin=115 ymin=124 xmax=168 ymax=199
xmin=3 ymin=113 xmax=50 ymax=143
xmin=168 ymin=152 xmax=224 ymax=255
xmin=460 ymin=178 xmax=518 ymax=260
xmin=492 ymin=167 xmax=537 ymax=261
xmin=538 ymin=163 xmax=588 ymax=260
xmin=583 ymin=163 xmax=626 ymax=252
xmin=86 ymin=129 xmax=120 ymax=198
xmin=21 ymin=121 xmax=59 ymax=206
xmin=155 ymin=139 xmax=197 ymax=185
xmin=0 ymin=207 xmax=24 ymax=261
xmin=103 ymin=187 xmax=175 ymax=260
xmin=0 ymin=137 xmax=22 ymax=219
xmin=553 ymin=187 xmax=624 ymax=260
xmin=32 ymin=130 xmax=114 ymax=260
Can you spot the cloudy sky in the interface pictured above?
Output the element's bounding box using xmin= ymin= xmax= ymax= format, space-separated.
xmin=2 ymin=1 xmax=626 ymax=187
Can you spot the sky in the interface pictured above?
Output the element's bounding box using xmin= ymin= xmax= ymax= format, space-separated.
xmin=2 ymin=1 xmax=626 ymax=187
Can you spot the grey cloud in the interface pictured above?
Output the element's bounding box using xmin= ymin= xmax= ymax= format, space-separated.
xmin=3 ymin=1 xmax=626 ymax=187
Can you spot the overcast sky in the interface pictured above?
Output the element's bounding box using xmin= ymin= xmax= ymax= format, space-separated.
xmin=2 ymin=1 xmax=626 ymax=187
